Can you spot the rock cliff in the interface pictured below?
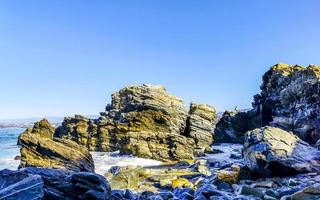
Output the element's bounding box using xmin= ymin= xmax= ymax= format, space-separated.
xmin=253 ymin=64 xmax=320 ymax=143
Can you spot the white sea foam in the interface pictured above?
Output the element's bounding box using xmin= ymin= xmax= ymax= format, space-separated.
xmin=91 ymin=151 xmax=162 ymax=175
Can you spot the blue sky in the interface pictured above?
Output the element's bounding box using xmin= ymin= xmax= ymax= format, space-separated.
xmin=0 ymin=1 xmax=319 ymax=119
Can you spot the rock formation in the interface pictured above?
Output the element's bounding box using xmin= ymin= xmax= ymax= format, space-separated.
xmin=0 ymin=167 xmax=111 ymax=200
xmin=243 ymin=126 xmax=320 ymax=177
xmin=55 ymin=84 xmax=217 ymax=161
xmin=19 ymin=119 xmax=94 ymax=172
xmin=253 ymin=63 xmax=320 ymax=143
xmin=214 ymin=109 xmax=261 ymax=143
xmin=215 ymin=64 xmax=320 ymax=145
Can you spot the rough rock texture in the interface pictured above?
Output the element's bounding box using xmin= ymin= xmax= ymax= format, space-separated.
xmin=244 ymin=126 xmax=320 ymax=177
xmin=0 ymin=169 xmax=43 ymax=200
xmin=185 ymin=103 xmax=216 ymax=151
xmin=55 ymin=84 xmax=217 ymax=161
xmin=19 ymin=119 xmax=94 ymax=172
xmin=214 ymin=109 xmax=261 ymax=144
xmin=253 ymin=63 xmax=320 ymax=143
xmin=0 ymin=167 xmax=111 ymax=200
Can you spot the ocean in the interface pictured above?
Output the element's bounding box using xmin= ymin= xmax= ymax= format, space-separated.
xmin=0 ymin=128 xmax=161 ymax=175
xmin=0 ymin=128 xmax=22 ymax=170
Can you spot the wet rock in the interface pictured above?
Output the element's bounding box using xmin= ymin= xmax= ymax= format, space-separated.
xmin=0 ymin=169 xmax=44 ymax=200
xmin=285 ymin=183 xmax=320 ymax=200
xmin=0 ymin=167 xmax=111 ymax=200
xmin=244 ymin=126 xmax=320 ymax=177
xmin=253 ymin=64 xmax=320 ymax=143
xmin=19 ymin=121 xmax=94 ymax=172
xmin=236 ymin=185 xmax=264 ymax=198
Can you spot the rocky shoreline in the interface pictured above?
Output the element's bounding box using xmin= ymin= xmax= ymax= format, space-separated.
xmin=0 ymin=63 xmax=319 ymax=200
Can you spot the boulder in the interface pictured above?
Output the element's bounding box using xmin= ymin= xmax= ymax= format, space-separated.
xmin=19 ymin=121 xmax=94 ymax=172
xmin=0 ymin=169 xmax=44 ymax=200
xmin=0 ymin=167 xmax=111 ymax=200
xmin=243 ymin=126 xmax=320 ymax=177
xmin=253 ymin=64 xmax=320 ymax=143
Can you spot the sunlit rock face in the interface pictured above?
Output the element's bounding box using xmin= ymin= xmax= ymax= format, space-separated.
xmin=243 ymin=126 xmax=320 ymax=177
xmin=19 ymin=119 xmax=95 ymax=172
xmin=54 ymin=84 xmax=217 ymax=161
xmin=253 ymin=64 xmax=320 ymax=143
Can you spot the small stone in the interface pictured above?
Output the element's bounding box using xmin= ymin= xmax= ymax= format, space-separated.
xmin=172 ymin=178 xmax=193 ymax=189
xmin=237 ymin=185 xmax=264 ymax=198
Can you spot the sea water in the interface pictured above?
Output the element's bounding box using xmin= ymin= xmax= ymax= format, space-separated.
xmin=0 ymin=128 xmax=23 ymax=170
xmin=0 ymin=128 xmax=161 ymax=175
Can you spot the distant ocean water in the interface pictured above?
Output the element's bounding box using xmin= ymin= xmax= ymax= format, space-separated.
xmin=0 ymin=128 xmax=23 ymax=170
xmin=0 ymin=128 xmax=161 ymax=175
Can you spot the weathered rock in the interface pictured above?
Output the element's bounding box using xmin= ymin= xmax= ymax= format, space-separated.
xmin=244 ymin=126 xmax=320 ymax=177
xmin=214 ymin=109 xmax=261 ymax=144
xmin=55 ymin=84 xmax=217 ymax=161
xmin=0 ymin=169 xmax=44 ymax=200
xmin=282 ymin=183 xmax=320 ymax=200
xmin=55 ymin=115 xmax=99 ymax=151
xmin=19 ymin=121 xmax=94 ymax=172
xmin=217 ymin=164 xmax=241 ymax=184
xmin=253 ymin=64 xmax=320 ymax=143
xmin=17 ymin=119 xmax=55 ymax=144
xmin=185 ymin=103 xmax=216 ymax=151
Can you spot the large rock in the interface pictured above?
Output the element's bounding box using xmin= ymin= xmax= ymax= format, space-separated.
xmin=214 ymin=109 xmax=261 ymax=143
xmin=243 ymin=126 xmax=320 ymax=177
xmin=19 ymin=119 xmax=94 ymax=172
xmin=185 ymin=103 xmax=216 ymax=151
xmin=253 ymin=64 xmax=320 ymax=143
xmin=0 ymin=167 xmax=111 ymax=200
xmin=0 ymin=169 xmax=43 ymax=200
xmin=55 ymin=84 xmax=217 ymax=161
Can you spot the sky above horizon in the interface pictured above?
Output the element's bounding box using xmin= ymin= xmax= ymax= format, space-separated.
xmin=0 ymin=1 xmax=319 ymax=119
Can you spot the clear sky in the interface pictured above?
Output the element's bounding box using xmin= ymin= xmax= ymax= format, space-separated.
xmin=0 ymin=1 xmax=319 ymax=119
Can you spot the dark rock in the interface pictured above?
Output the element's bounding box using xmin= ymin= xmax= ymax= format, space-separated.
xmin=214 ymin=109 xmax=261 ymax=144
xmin=253 ymin=64 xmax=320 ymax=143
xmin=244 ymin=126 xmax=320 ymax=177
xmin=236 ymin=185 xmax=264 ymax=198
xmin=0 ymin=169 xmax=44 ymax=200
xmin=0 ymin=167 xmax=111 ymax=200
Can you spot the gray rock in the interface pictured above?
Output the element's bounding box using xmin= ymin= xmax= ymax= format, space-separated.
xmin=244 ymin=126 xmax=320 ymax=177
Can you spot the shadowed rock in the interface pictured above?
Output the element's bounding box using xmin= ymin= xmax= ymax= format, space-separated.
xmin=0 ymin=167 xmax=111 ymax=200
xmin=244 ymin=126 xmax=320 ymax=177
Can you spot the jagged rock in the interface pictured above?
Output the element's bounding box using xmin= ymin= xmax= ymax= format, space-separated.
xmin=55 ymin=115 xmax=99 ymax=151
xmin=185 ymin=103 xmax=216 ymax=151
xmin=243 ymin=126 xmax=320 ymax=177
xmin=217 ymin=164 xmax=241 ymax=184
xmin=55 ymin=84 xmax=217 ymax=161
xmin=0 ymin=167 xmax=111 ymax=200
xmin=19 ymin=121 xmax=94 ymax=172
xmin=214 ymin=109 xmax=261 ymax=143
xmin=253 ymin=64 xmax=320 ymax=143
xmin=17 ymin=119 xmax=55 ymax=144
xmin=0 ymin=169 xmax=44 ymax=200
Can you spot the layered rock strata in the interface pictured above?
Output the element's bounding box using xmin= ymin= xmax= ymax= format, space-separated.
xmin=19 ymin=119 xmax=94 ymax=172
